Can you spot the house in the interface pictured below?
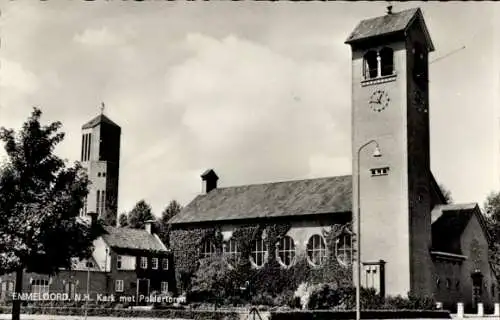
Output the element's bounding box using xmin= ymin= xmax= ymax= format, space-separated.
xmin=168 ymin=7 xmax=499 ymax=311
xmin=0 ymin=213 xmax=173 ymax=304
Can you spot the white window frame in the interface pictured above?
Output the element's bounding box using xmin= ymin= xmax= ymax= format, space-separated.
xmin=31 ymin=279 xmax=49 ymax=294
xmin=161 ymin=281 xmax=168 ymax=294
xmin=335 ymin=233 xmax=353 ymax=268
xmin=250 ymin=239 xmax=267 ymax=268
xmin=140 ymin=257 xmax=148 ymax=269
xmin=201 ymin=240 xmax=216 ymax=258
xmin=162 ymin=258 xmax=169 ymax=270
xmin=307 ymin=234 xmax=327 ymax=267
xmin=152 ymin=258 xmax=158 ymax=270
xmin=276 ymin=235 xmax=296 ymax=268
xmin=223 ymin=239 xmax=241 ymax=267
xmin=115 ymin=280 xmax=124 ymax=292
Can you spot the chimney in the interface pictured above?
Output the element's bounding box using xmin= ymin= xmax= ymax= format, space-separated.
xmin=145 ymin=220 xmax=155 ymax=234
xmin=201 ymin=169 xmax=219 ymax=194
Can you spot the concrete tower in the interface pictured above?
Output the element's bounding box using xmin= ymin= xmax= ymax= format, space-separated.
xmin=80 ymin=106 xmax=121 ymax=226
xmin=346 ymin=7 xmax=435 ymax=297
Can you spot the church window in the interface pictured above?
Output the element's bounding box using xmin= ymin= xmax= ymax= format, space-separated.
xmin=101 ymin=190 xmax=106 ymax=214
xmin=456 ymin=280 xmax=460 ymax=290
xmin=335 ymin=233 xmax=353 ymax=267
xmin=96 ymin=190 xmax=101 ymax=214
xmin=436 ymin=277 xmax=441 ymax=289
xmin=445 ymin=278 xmax=451 ymax=289
xmin=413 ymin=42 xmax=427 ymax=87
xmin=81 ymin=134 xmax=85 ymax=161
xmin=363 ymin=50 xmax=378 ymax=79
xmin=307 ymin=235 xmax=327 ymax=267
xmin=276 ymin=236 xmax=296 ymax=268
xmin=250 ymin=239 xmax=267 ymax=268
xmin=200 ymin=240 xmax=216 ymax=259
xmin=97 ymin=172 xmax=101 ymax=177
xmin=102 ymin=172 xmax=106 ymax=177
xmin=380 ymin=47 xmax=394 ymax=76
xmin=223 ymin=239 xmax=241 ymax=267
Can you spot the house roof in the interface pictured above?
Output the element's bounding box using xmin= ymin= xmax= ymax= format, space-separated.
xmin=169 ymin=175 xmax=352 ymax=224
xmin=345 ymin=7 xmax=435 ymax=51
xmin=82 ymin=114 xmax=120 ymax=129
xmin=101 ymin=226 xmax=168 ymax=253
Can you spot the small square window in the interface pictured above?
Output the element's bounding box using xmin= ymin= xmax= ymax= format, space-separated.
xmin=152 ymin=258 xmax=158 ymax=270
xmin=371 ymin=167 xmax=390 ymax=177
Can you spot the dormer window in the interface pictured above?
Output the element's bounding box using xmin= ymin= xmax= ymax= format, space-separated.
xmin=380 ymin=47 xmax=394 ymax=76
xmin=363 ymin=50 xmax=378 ymax=79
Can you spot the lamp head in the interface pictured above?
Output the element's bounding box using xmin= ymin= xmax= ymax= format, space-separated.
xmin=372 ymin=145 xmax=382 ymax=158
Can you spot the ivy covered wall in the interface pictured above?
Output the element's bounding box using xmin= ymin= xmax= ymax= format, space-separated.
xmin=169 ymin=221 xmax=353 ymax=298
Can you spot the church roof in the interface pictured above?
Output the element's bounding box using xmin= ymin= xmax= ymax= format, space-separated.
xmin=431 ymin=203 xmax=491 ymax=254
xmin=101 ymin=226 xmax=168 ymax=253
xmin=169 ymin=175 xmax=352 ymax=225
xmin=345 ymin=7 xmax=435 ymax=51
xmin=82 ymin=114 xmax=120 ymax=129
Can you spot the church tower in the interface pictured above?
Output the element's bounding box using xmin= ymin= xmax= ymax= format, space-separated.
xmin=80 ymin=106 xmax=121 ymax=226
xmin=346 ymin=7 xmax=435 ymax=297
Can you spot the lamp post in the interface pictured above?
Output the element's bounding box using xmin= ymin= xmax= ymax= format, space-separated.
xmin=84 ymin=261 xmax=91 ymax=320
xmin=356 ymin=139 xmax=381 ymax=320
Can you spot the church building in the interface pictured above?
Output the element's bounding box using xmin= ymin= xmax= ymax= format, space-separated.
xmin=169 ymin=7 xmax=499 ymax=310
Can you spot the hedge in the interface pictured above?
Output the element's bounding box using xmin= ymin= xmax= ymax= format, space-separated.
xmin=268 ymin=310 xmax=451 ymax=320
xmin=0 ymin=306 xmax=241 ymax=320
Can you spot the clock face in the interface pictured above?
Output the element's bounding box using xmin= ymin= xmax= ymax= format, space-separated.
xmin=369 ymin=89 xmax=390 ymax=112
xmin=412 ymin=90 xmax=427 ymax=113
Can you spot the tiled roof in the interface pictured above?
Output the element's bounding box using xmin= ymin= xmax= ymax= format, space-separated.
xmin=82 ymin=114 xmax=120 ymax=129
xmin=431 ymin=203 xmax=479 ymax=254
xmin=101 ymin=226 xmax=168 ymax=252
xmin=169 ymin=175 xmax=352 ymax=224
xmin=345 ymin=7 xmax=434 ymax=51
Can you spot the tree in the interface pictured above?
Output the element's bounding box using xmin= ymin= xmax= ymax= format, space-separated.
xmin=439 ymin=183 xmax=453 ymax=204
xmin=127 ymin=199 xmax=155 ymax=229
xmin=118 ymin=212 xmax=129 ymax=227
xmin=158 ymin=200 xmax=182 ymax=244
xmin=0 ymin=108 xmax=101 ymax=320
xmin=483 ymin=191 xmax=500 ymax=278
xmin=190 ymin=256 xmax=230 ymax=309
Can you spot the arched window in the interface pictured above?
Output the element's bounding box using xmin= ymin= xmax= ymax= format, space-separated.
xmin=380 ymin=47 xmax=394 ymax=76
xmin=363 ymin=50 xmax=378 ymax=79
xmin=335 ymin=233 xmax=353 ymax=267
xmin=200 ymin=239 xmax=216 ymax=259
xmin=250 ymin=239 xmax=267 ymax=268
xmin=307 ymin=235 xmax=327 ymax=266
xmin=223 ymin=239 xmax=241 ymax=267
xmin=276 ymin=236 xmax=296 ymax=267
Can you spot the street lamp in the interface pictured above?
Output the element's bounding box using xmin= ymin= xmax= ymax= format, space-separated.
xmin=356 ymin=139 xmax=381 ymax=320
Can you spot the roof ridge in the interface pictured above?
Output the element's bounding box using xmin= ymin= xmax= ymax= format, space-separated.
xmin=214 ymin=174 xmax=352 ymax=190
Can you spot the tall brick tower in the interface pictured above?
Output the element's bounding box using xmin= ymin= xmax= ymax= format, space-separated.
xmin=80 ymin=105 xmax=121 ymax=226
xmin=346 ymin=7 xmax=435 ymax=297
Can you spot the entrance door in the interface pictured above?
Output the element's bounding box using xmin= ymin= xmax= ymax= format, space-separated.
xmin=471 ymin=271 xmax=483 ymax=310
xmin=136 ymin=279 xmax=150 ymax=305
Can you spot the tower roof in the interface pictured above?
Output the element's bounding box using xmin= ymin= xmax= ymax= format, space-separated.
xmin=345 ymin=7 xmax=434 ymax=52
xmin=82 ymin=114 xmax=120 ymax=129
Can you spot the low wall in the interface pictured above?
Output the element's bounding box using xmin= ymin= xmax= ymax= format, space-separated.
xmin=0 ymin=306 xmax=451 ymax=319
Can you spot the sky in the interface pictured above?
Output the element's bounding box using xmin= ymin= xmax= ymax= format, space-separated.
xmin=0 ymin=1 xmax=499 ymax=217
